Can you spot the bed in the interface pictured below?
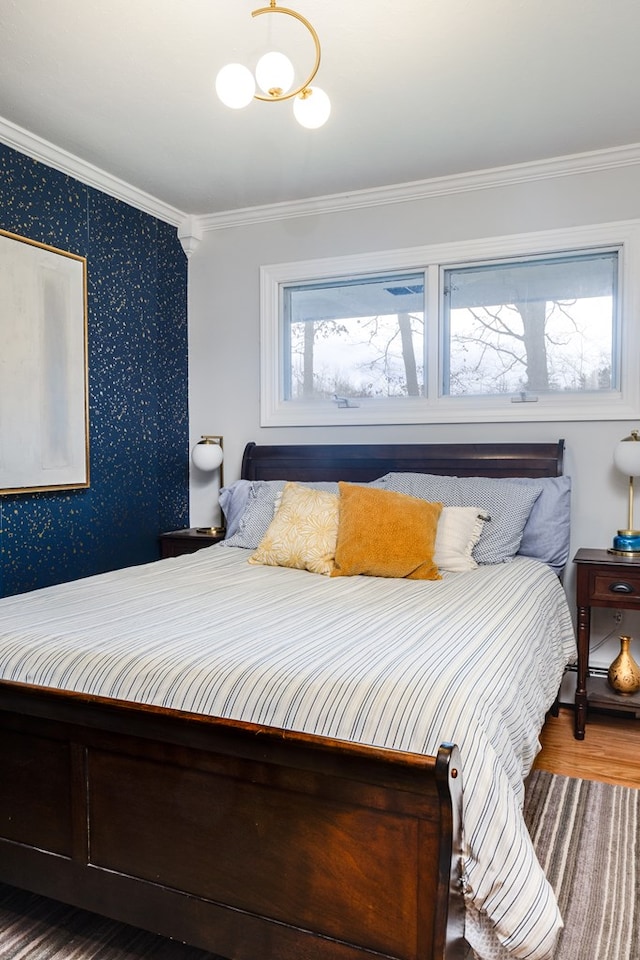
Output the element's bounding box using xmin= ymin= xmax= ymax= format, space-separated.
xmin=0 ymin=441 xmax=576 ymax=960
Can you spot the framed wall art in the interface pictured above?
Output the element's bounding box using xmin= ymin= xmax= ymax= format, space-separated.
xmin=0 ymin=229 xmax=89 ymax=494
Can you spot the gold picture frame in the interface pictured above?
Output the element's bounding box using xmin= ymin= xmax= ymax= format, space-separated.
xmin=0 ymin=229 xmax=89 ymax=494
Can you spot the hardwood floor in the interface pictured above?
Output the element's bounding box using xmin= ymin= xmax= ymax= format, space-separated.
xmin=535 ymin=706 xmax=640 ymax=788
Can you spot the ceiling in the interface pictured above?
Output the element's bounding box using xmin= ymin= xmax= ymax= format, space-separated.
xmin=1 ymin=0 xmax=640 ymax=219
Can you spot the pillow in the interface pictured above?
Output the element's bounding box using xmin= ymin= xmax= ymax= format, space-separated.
xmin=218 ymin=480 xmax=253 ymax=538
xmin=331 ymin=483 xmax=442 ymax=580
xmin=513 ymin=475 xmax=571 ymax=574
xmin=249 ymin=482 xmax=339 ymax=575
xmin=222 ymin=480 xmax=338 ymax=549
xmin=377 ymin=473 xmax=541 ymax=564
xmin=434 ymin=506 xmax=489 ymax=573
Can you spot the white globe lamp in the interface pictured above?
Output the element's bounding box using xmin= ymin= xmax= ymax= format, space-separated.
xmin=255 ymin=51 xmax=295 ymax=96
xmin=191 ymin=436 xmax=225 ymax=536
xmin=192 ymin=436 xmax=224 ymax=473
xmin=293 ymin=86 xmax=331 ymax=129
xmin=215 ymin=63 xmax=256 ymax=109
xmin=611 ymin=429 xmax=640 ymax=555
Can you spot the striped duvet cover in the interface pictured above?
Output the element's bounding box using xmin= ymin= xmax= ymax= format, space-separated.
xmin=0 ymin=545 xmax=576 ymax=960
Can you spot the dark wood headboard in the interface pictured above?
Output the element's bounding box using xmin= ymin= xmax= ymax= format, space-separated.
xmin=241 ymin=440 xmax=565 ymax=483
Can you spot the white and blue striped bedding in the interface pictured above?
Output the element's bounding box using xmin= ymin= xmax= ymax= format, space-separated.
xmin=0 ymin=545 xmax=576 ymax=960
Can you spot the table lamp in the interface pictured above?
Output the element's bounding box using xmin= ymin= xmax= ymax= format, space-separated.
xmin=610 ymin=429 xmax=640 ymax=555
xmin=191 ymin=435 xmax=225 ymax=535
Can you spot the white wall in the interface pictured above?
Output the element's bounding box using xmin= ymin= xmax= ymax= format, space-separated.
xmin=187 ymin=154 xmax=640 ymax=672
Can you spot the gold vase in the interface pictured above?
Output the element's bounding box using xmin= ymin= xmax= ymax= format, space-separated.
xmin=607 ymin=635 xmax=640 ymax=695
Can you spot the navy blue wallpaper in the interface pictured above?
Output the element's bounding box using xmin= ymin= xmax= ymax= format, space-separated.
xmin=0 ymin=143 xmax=189 ymax=597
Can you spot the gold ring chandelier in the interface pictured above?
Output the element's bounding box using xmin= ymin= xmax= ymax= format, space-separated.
xmin=215 ymin=1 xmax=331 ymax=129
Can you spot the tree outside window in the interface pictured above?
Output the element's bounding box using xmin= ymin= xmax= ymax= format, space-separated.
xmin=285 ymin=275 xmax=425 ymax=401
xmin=443 ymin=252 xmax=617 ymax=398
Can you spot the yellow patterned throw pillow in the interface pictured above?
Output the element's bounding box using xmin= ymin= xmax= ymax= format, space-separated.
xmin=331 ymin=482 xmax=443 ymax=580
xmin=249 ymin=482 xmax=339 ymax=575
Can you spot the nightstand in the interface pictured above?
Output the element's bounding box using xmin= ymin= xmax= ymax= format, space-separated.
xmin=573 ymin=547 xmax=640 ymax=739
xmin=159 ymin=528 xmax=225 ymax=559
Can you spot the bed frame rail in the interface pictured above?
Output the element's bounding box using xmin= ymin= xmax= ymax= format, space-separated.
xmin=0 ymin=681 xmax=465 ymax=960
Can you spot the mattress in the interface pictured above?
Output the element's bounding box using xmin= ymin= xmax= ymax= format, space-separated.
xmin=0 ymin=545 xmax=577 ymax=960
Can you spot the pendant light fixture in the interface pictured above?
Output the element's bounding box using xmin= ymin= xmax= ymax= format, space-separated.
xmin=215 ymin=1 xmax=331 ymax=129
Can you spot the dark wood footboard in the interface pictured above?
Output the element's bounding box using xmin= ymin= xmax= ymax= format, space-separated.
xmin=0 ymin=681 xmax=465 ymax=960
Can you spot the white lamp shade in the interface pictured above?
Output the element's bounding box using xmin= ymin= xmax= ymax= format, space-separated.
xmin=192 ymin=440 xmax=224 ymax=472
xmin=614 ymin=436 xmax=640 ymax=477
xmin=293 ymin=86 xmax=331 ymax=128
xmin=255 ymin=51 xmax=295 ymax=95
xmin=215 ymin=63 xmax=256 ymax=109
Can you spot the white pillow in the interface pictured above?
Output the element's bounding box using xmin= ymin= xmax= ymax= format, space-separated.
xmin=434 ymin=507 xmax=489 ymax=573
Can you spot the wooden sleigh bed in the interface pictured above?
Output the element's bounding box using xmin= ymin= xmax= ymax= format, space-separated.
xmin=0 ymin=441 xmax=573 ymax=960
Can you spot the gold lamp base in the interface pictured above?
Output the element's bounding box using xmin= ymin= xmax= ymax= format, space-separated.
xmin=196 ymin=526 xmax=226 ymax=537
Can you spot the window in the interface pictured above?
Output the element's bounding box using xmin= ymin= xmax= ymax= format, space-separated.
xmin=442 ymin=251 xmax=618 ymax=399
xmin=283 ymin=274 xmax=425 ymax=402
xmin=261 ymin=222 xmax=640 ymax=426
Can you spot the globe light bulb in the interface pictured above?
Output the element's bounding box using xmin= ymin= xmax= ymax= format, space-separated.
xmin=614 ymin=432 xmax=640 ymax=478
xmin=293 ymin=86 xmax=331 ymax=129
xmin=215 ymin=63 xmax=256 ymax=109
xmin=192 ymin=440 xmax=224 ymax=472
xmin=255 ymin=51 xmax=295 ymax=96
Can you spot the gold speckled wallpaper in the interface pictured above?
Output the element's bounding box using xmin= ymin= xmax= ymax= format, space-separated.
xmin=0 ymin=143 xmax=189 ymax=597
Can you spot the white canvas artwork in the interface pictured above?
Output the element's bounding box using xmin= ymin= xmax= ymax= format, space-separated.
xmin=0 ymin=230 xmax=88 ymax=493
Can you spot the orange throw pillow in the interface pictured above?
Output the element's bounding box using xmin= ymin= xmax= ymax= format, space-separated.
xmin=331 ymin=482 xmax=442 ymax=580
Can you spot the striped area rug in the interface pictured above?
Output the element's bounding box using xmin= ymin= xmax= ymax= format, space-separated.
xmin=524 ymin=770 xmax=640 ymax=960
xmin=0 ymin=884 xmax=226 ymax=960
xmin=0 ymin=773 xmax=637 ymax=959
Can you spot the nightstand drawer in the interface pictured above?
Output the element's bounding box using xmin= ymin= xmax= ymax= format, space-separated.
xmin=591 ymin=571 xmax=640 ymax=604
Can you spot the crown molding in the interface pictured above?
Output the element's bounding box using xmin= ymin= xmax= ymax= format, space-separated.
xmin=3 ymin=112 xmax=640 ymax=240
xmin=0 ymin=116 xmax=186 ymax=227
xmin=198 ymin=142 xmax=640 ymax=233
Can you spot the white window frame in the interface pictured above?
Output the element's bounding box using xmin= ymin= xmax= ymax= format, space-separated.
xmin=260 ymin=220 xmax=640 ymax=427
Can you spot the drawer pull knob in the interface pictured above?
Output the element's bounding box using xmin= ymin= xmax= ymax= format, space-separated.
xmin=610 ymin=581 xmax=634 ymax=594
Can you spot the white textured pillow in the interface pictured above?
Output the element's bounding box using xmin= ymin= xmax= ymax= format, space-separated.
xmin=434 ymin=507 xmax=489 ymax=573
xmin=249 ymin=482 xmax=339 ymax=575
